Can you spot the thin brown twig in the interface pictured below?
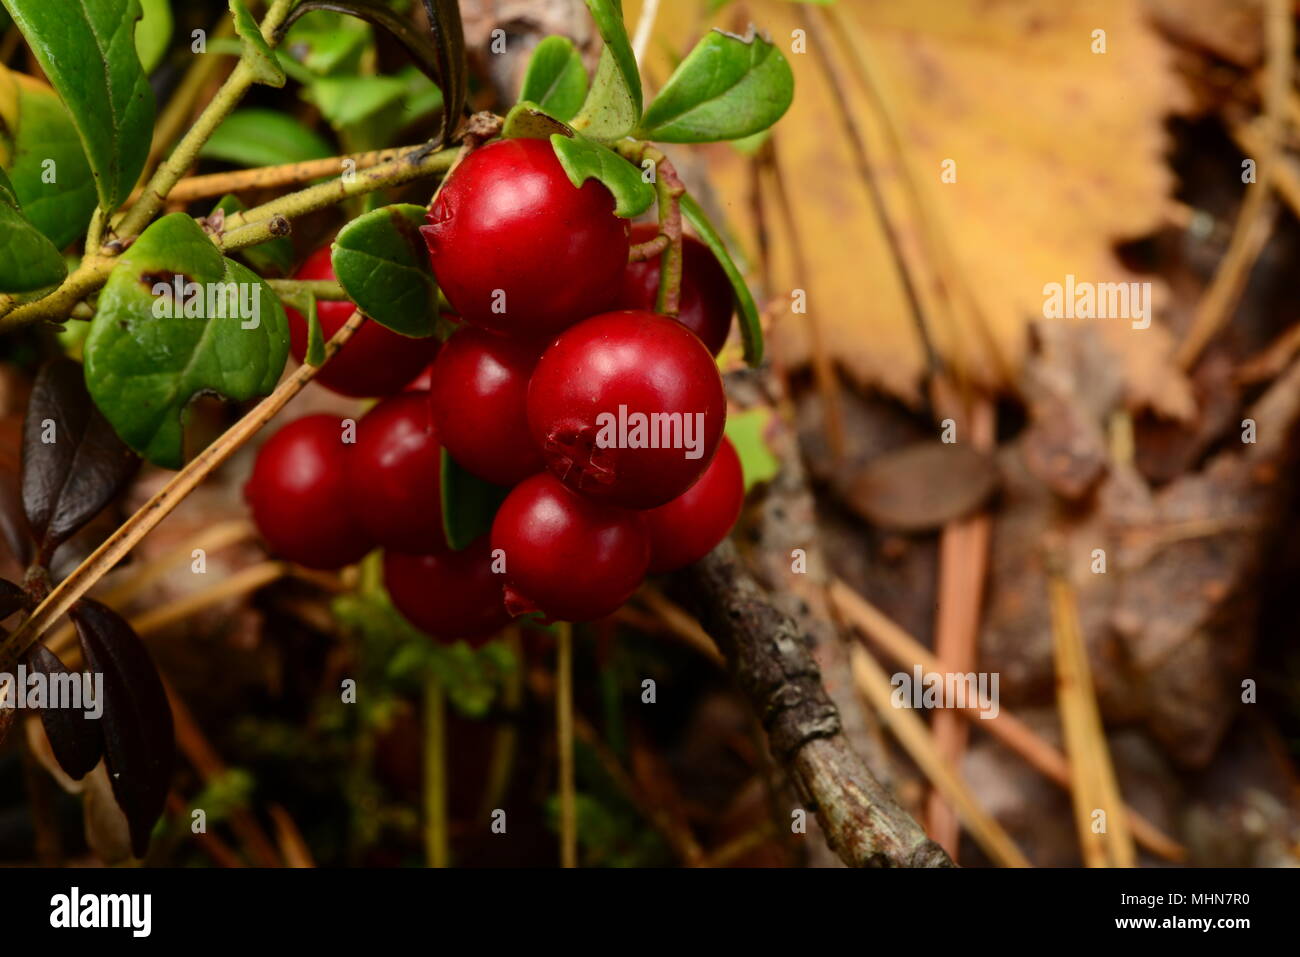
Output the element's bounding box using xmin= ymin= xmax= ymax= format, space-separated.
xmin=1175 ymin=0 xmax=1292 ymax=369
xmin=0 ymin=312 xmax=366 ymax=676
xmin=828 ymin=577 xmax=1184 ymax=861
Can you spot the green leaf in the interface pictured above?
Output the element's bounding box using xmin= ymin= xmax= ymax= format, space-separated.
xmin=200 ymin=108 xmax=334 ymax=167
xmin=281 ymin=10 xmax=370 ymax=76
xmin=636 ymin=28 xmax=793 ymax=143
xmin=569 ymin=0 xmax=641 ymax=141
xmin=212 ymin=194 xmax=294 ymax=276
xmin=520 ymin=36 xmax=588 ymax=122
xmin=502 ymin=101 xmax=573 ymax=140
xmin=549 ymin=134 xmax=653 ymax=218
xmin=134 ymin=0 xmax=173 ymax=74
xmin=307 ymin=75 xmax=406 ymax=129
xmin=440 ymin=448 xmax=507 ymax=551
xmin=680 ymin=193 xmax=762 ymax=365
xmin=724 ymin=407 xmax=779 ymax=492
xmin=2 ymin=0 xmax=155 ymax=209
xmin=0 ymin=66 xmax=97 ymax=249
xmin=84 ymin=214 xmax=290 ymax=469
xmin=229 ymin=0 xmax=285 ymax=88
xmin=0 ymin=165 xmax=66 ymax=294
xmin=331 ymin=204 xmax=438 ymax=337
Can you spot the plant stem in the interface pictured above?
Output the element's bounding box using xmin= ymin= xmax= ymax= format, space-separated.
xmin=115 ymin=0 xmax=297 ymax=240
xmin=220 ymin=144 xmax=458 ymax=244
xmin=165 ymin=145 xmax=428 ymax=203
xmin=555 ymin=621 xmax=577 ymax=868
xmin=0 ymin=258 xmax=115 ymax=331
xmin=423 ymin=671 xmax=449 ymax=868
xmin=265 ymin=279 xmax=349 ymax=300
xmin=614 ymin=142 xmax=685 ymax=315
xmin=0 ymin=312 xmax=366 ymax=675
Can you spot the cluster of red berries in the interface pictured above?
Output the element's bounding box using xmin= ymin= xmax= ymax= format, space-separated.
xmin=245 ymin=137 xmax=744 ymax=639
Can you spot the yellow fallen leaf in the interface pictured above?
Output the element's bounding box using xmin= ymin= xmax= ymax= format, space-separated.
xmin=634 ymin=0 xmax=1195 ymax=418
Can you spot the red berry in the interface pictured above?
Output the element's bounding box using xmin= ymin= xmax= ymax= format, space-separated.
xmin=616 ymin=223 xmax=734 ymax=356
xmin=344 ymin=391 xmax=445 ymax=554
xmin=286 ymin=246 xmax=438 ymax=398
xmin=491 ymin=473 xmax=649 ymax=622
xmin=384 ymin=538 xmax=510 ymax=642
xmin=244 ymin=415 xmax=372 ymax=569
xmin=421 ymin=138 xmax=629 ymax=341
xmin=429 ymin=327 xmax=543 ymax=486
xmin=643 ymin=436 xmax=743 ymax=573
xmin=527 ymin=310 xmax=727 ymax=509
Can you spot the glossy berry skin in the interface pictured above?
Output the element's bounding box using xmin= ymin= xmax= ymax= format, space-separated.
xmin=244 ymin=415 xmax=372 ymax=570
xmin=527 ymin=310 xmax=727 ymax=509
xmin=344 ymin=391 xmax=445 ymax=554
xmin=421 ymin=138 xmax=630 ymax=341
xmin=643 ymin=437 xmax=744 ymax=573
xmin=286 ymin=246 xmax=438 ymax=398
xmin=616 ymin=224 xmax=735 ymax=356
xmin=384 ymin=538 xmax=510 ymax=643
xmin=428 ymin=327 xmax=543 ymax=486
xmin=491 ymin=473 xmax=649 ymax=622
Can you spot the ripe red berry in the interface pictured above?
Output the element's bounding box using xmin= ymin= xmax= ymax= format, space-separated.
xmin=421 ymin=138 xmax=629 ymax=341
xmin=286 ymin=246 xmax=438 ymax=398
xmin=384 ymin=538 xmax=510 ymax=642
xmin=616 ymin=223 xmax=735 ymax=356
xmin=344 ymin=391 xmax=445 ymax=554
xmin=643 ymin=436 xmax=743 ymax=573
xmin=491 ymin=473 xmax=649 ymax=622
xmin=527 ymin=310 xmax=727 ymax=509
xmin=428 ymin=327 xmax=544 ymax=486
xmin=244 ymin=414 xmax=372 ymax=569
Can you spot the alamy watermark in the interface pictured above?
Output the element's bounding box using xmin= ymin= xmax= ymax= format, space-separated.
xmin=890 ymin=665 xmax=1000 ymax=719
xmin=1042 ymin=274 xmax=1151 ymax=329
xmin=150 ymin=275 xmax=261 ymax=329
xmin=0 ymin=666 xmax=103 ymax=718
xmin=594 ymin=405 xmax=707 ymax=460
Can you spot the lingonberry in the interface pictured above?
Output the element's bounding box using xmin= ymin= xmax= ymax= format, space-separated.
xmin=384 ymin=538 xmax=510 ymax=642
xmin=490 ymin=473 xmax=649 ymax=622
xmin=344 ymin=391 xmax=445 ymax=554
xmin=428 ymin=327 xmax=543 ymax=486
xmin=285 ymin=246 xmax=438 ymax=398
xmin=643 ymin=436 xmax=744 ymax=573
xmin=421 ymin=138 xmax=629 ymax=341
xmin=616 ymin=223 xmax=735 ymax=356
xmin=527 ymin=310 xmax=727 ymax=509
xmin=244 ymin=414 xmax=373 ymax=570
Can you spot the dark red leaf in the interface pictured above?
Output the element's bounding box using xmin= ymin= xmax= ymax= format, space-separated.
xmin=72 ymin=599 xmax=174 ymax=858
xmin=26 ymin=643 xmax=104 ymax=781
xmin=21 ymin=359 xmax=139 ymax=563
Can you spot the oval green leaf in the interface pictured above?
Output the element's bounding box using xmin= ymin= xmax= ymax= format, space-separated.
xmin=502 ymin=101 xmax=573 ymax=140
xmin=331 ymin=203 xmax=439 ymax=337
xmin=0 ymin=67 xmax=97 ymax=249
xmin=636 ymin=28 xmax=793 ymax=144
xmin=230 ymin=0 xmax=285 ymax=88
xmin=520 ymin=35 xmax=588 ymax=122
xmin=135 ymin=0 xmax=173 ymax=74
xmin=549 ymin=134 xmax=653 ymax=218
xmin=569 ymin=0 xmax=641 ymax=141
xmin=3 ymin=0 xmax=155 ymax=209
xmin=680 ymin=193 xmax=762 ymax=365
xmin=0 ymin=165 xmax=66 ymax=294
xmin=84 ymin=214 xmax=290 ymax=469
xmin=200 ymin=108 xmax=334 ymax=167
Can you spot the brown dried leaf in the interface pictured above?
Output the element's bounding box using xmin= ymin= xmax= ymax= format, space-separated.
xmin=844 ymin=441 xmax=998 ymax=531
